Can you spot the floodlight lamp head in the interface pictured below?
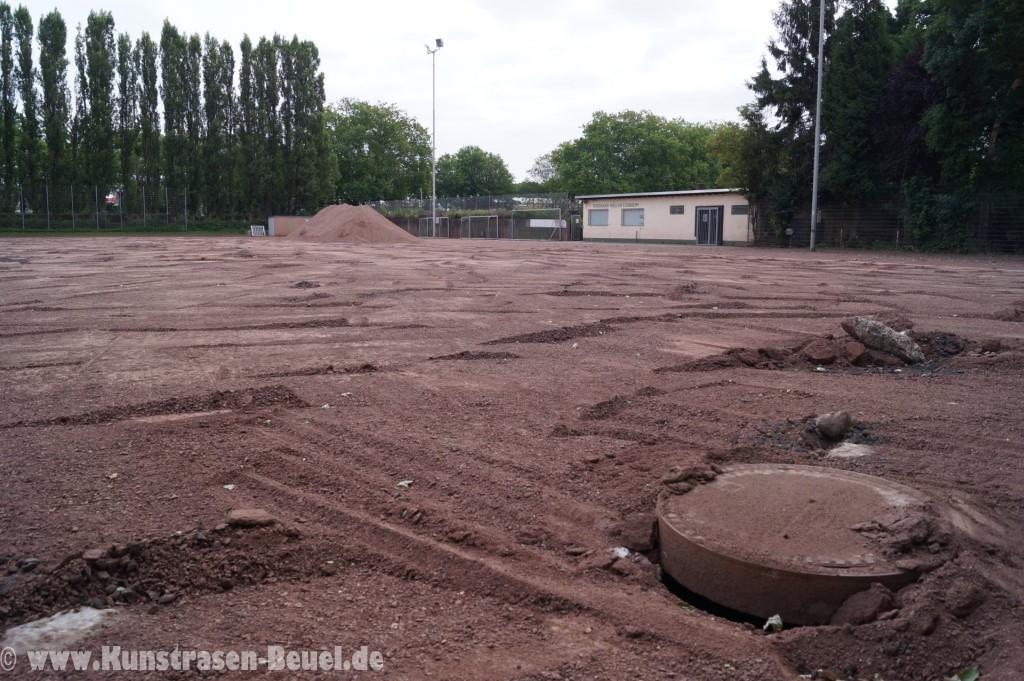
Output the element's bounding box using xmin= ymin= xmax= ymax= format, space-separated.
xmin=436 ymin=38 xmax=444 ymax=48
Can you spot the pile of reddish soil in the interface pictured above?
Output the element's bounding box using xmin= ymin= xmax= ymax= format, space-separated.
xmin=287 ymin=204 xmax=419 ymax=244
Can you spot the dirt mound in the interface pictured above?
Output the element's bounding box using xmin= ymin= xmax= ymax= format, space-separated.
xmin=287 ymin=204 xmax=419 ymax=244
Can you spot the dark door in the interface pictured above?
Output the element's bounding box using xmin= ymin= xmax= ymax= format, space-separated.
xmin=696 ymin=206 xmax=723 ymax=245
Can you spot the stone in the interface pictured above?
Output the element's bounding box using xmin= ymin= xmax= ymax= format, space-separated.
xmin=858 ymin=349 xmax=905 ymax=368
xmin=946 ymin=582 xmax=987 ymax=618
xmin=157 ymin=593 xmax=177 ymax=605
xmin=620 ymin=513 xmax=657 ymax=552
xmin=226 ymin=508 xmax=276 ymax=528
xmin=831 ymin=583 xmax=895 ymax=626
xmin=577 ymin=553 xmax=615 ymax=573
xmin=842 ymin=340 xmax=866 ymax=364
xmin=802 ymin=339 xmax=837 ymax=365
xmin=82 ymin=549 xmax=105 ymax=563
xmin=816 ymin=411 xmax=853 ymax=440
xmin=827 ymin=443 xmax=873 ymax=459
xmin=848 ymin=316 xmax=926 ymax=364
xmin=18 ymin=558 xmax=40 ymax=572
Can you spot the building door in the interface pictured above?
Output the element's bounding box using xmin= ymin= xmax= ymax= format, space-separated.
xmin=696 ymin=206 xmax=723 ymax=245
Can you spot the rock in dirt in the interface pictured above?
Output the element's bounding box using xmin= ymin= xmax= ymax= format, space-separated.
xmin=859 ymin=349 xmax=905 ymax=368
xmin=831 ymin=583 xmax=895 ymax=625
xmin=828 ymin=442 xmax=873 ymax=459
xmin=802 ymin=339 xmax=838 ymax=365
xmin=226 ymin=508 xmax=277 ymax=528
xmin=620 ymin=513 xmax=657 ymax=552
xmin=845 ymin=317 xmax=925 ymax=364
xmin=945 ymin=582 xmax=987 ymax=618
xmin=816 ymin=411 xmax=853 ymax=440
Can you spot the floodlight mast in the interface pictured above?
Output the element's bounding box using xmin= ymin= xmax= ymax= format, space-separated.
xmin=426 ymin=39 xmax=443 ymax=238
xmin=809 ymin=0 xmax=825 ymax=251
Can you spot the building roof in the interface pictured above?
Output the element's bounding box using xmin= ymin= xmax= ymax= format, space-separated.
xmin=576 ymin=189 xmax=744 ymax=200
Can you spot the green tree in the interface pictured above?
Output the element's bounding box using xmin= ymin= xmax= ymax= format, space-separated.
xmin=182 ymin=33 xmax=203 ymax=209
xmin=115 ymin=31 xmax=137 ymax=192
xmin=278 ymin=36 xmax=335 ymax=213
xmin=740 ymin=0 xmax=837 ymax=236
xmin=820 ymin=0 xmax=896 ymax=200
xmin=75 ymin=11 xmax=117 ymax=190
xmin=202 ymin=34 xmax=235 ymax=216
xmin=160 ymin=21 xmax=191 ymax=195
xmin=0 ymin=3 xmax=14 ymax=206
xmin=236 ymin=35 xmax=256 ymax=215
xmin=38 ymin=9 xmax=69 ymax=188
xmin=515 ymin=153 xmax=556 ymax=193
xmin=250 ymin=35 xmax=282 ymax=215
xmin=549 ymin=110 xmax=720 ymax=196
xmin=435 ymin=145 xmax=515 ymax=197
xmin=921 ymin=0 xmax=1024 ymax=190
xmin=326 ymin=98 xmax=430 ymax=204
xmin=14 ymin=5 xmax=40 ymax=198
xmin=136 ymin=32 xmax=160 ymax=195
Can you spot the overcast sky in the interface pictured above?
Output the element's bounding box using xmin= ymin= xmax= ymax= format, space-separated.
xmin=27 ymin=1 xmax=798 ymax=180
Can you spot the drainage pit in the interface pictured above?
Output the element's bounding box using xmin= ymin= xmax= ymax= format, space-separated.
xmin=658 ymin=464 xmax=936 ymax=626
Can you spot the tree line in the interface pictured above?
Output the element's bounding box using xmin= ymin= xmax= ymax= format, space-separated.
xmin=525 ymin=0 xmax=1022 ymax=248
xmin=2 ymin=1 xmax=1019 ymax=243
xmin=0 ymin=5 xmax=335 ymax=220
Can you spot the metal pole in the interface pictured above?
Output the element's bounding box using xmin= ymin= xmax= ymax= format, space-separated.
xmin=184 ymin=189 xmax=188 ymax=231
xmin=95 ymin=186 xmax=100 ymax=230
xmin=165 ymin=186 xmax=169 ymax=225
xmin=119 ymin=189 xmax=123 ymax=228
xmin=431 ymin=48 xmax=437 ymax=238
xmin=71 ymin=185 xmax=75 ymax=230
xmin=426 ymin=39 xmax=443 ymax=239
xmin=142 ymin=186 xmax=147 ymax=228
xmin=809 ymin=0 xmax=826 ymax=251
xmin=20 ymin=184 xmax=25 ymax=229
xmin=46 ymin=184 xmax=50 ymax=230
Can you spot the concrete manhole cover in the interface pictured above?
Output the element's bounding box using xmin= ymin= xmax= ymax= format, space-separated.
xmin=658 ymin=464 xmax=937 ymax=625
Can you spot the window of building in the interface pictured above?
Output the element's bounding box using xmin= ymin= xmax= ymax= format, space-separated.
xmin=588 ymin=209 xmax=609 ymax=226
xmin=731 ymin=204 xmax=749 ymax=215
xmin=622 ymin=208 xmax=644 ymax=227
xmin=670 ymin=205 xmax=684 ymax=215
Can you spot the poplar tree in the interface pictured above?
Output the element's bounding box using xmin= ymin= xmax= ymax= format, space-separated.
xmin=0 ymin=3 xmax=15 ymax=207
xmin=14 ymin=5 xmax=40 ymax=205
xmin=38 ymin=9 xmax=69 ymax=189
xmin=115 ymin=31 xmax=137 ymax=192
xmin=202 ymin=35 xmax=234 ymax=216
xmin=136 ymin=32 xmax=160 ymax=196
xmin=75 ymin=11 xmax=116 ymax=190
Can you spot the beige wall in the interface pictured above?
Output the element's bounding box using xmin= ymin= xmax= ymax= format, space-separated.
xmin=581 ymin=193 xmax=750 ymax=245
xmin=268 ymin=216 xmax=309 ymax=237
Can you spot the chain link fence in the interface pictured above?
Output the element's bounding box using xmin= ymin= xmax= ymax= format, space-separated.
xmin=369 ymin=193 xmax=576 ymax=241
xmin=0 ymin=184 xmax=250 ymax=231
xmin=751 ymin=193 xmax=1024 ymax=251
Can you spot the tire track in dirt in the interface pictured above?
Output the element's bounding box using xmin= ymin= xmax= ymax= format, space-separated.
xmin=483 ymin=310 xmax=868 ymax=345
xmin=1 ymin=385 xmax=307 ymax=428
xmin=232 ymin=468 xmax=773 ymax=669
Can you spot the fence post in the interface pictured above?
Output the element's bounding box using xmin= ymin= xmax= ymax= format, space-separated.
xmin=71 ymin=185 xmax=75 ymax=230
xmin=142 ymin=186 xmax=147 ymax=228
xmin=20 ymin=184 xmax=25 ymax=229
xmin=165 ymin=186 xmax=169 ymax=225
xmin=45 ymin=184 xmax=50 ymax=230
xmin=95 ymin=186 xmax=100 ymax=230
xmin=184 ymin=190 xmax=188 ymax=231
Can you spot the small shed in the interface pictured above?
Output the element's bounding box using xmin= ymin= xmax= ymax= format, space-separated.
xmin=578 ymin=189 xmax=750 ymax=245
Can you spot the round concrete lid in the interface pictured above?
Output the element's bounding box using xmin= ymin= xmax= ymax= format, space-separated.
xmin=658 ymin=464 xmax=930 ymax=625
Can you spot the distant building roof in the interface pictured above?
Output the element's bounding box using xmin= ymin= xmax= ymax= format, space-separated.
xmin=576 ymin=189 xmax=744 ymax=200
